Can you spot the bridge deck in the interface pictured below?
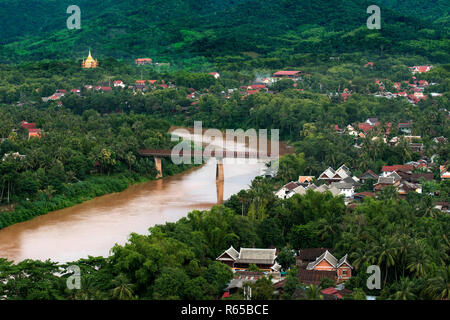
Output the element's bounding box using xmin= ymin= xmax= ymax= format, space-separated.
xmin=139 ymin=149 xmax=275 ymax=159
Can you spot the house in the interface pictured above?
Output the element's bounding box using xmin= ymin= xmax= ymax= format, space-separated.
xmin=398 ymin=122 xmax=413 ymax=134
xmin=293 ymin=185 xmax=307 ymax=196
xmin=330 ymin=181 xmax=356 ymax=198
xmin=275 ymin=181 xmax=299 ymax=199
xmin=410 ymin=143 xmax=424 ymax=152
xmin=113 ymin=80 xmax=126 ymax=88
xmin=298 ymin=176 xmax=314 ymax=186
xmin=366 ymin=118 xmax=378 ymax=126
xmin=359 ymin=170 xmax=379 ymax=184
xmin=397 ymin=181 xmax=422 ymax=196
xmin=216 ymin=246 xmax=280 ymax=272
xmin=223 ymin=271 xmax=264 ymax=296
xmin=320 ymin=287 xmax=353 ymax=300
xmin=353 ymin=192 xmax=375 ymax=201
xmin=296 ymin=248 xmax=332 ymax=268
xmin=305 ymin=250 xmax=353 ymax=283
xmin=341 ymin=88 xmax=351 ymax=101
xmin=21 ymin=121 xmax=36 ymax=130
xmin=28 ymin=128 xmax=41 ymax=139
xmin=318 ymin=165 xmax=350 ymax=183
xmin=2 ymin=152 xmax=26 ymax=161
xmin=409 ymin=66 xmax=433 ymax=74
xmin=135 ymin=58 xmax=152 ymax=65
xmin=358 ymin=123 xmax=375 ymax=134
xmin=433 ymin=136 xmax=447 ymax=144
xmin=440 ymin=166 xmax=450 ymax=179
xmin=381 ymin=165 xmax=414 ymax=177
xmin=209 ymin=72 xmax=220 ymax=79
xmin=418 ymin=80 xmax=429 ymax=88
xmin=364 ymin=62 xmax=374 ymax=67
xmin=101 ymin=86 xmax=112 ymax=92
xmin=374 ymin=176 xmax=399 ymax=193
xmin=434 ymin=202 xmax=450 ymax=213
xmin=272 ymin=71 xmax=302 ymax=79
xmin=332 ymin=124 xmax=343 ymax=134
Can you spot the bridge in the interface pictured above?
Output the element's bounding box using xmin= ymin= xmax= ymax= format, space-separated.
xmin=139 ymin=149 xmax=277 ymax=204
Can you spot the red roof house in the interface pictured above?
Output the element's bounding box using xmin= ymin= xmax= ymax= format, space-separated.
xmin=21 ymin=121 xmax=36 ymax=130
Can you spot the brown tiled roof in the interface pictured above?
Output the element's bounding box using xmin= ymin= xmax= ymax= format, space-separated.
xmin=297 ymin=248 xmax=333 ymax=262
xmin=298 ymin=269 xmax=336 ymax=286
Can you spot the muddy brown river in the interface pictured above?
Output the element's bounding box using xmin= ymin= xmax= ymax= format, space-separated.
xmin=0 ymin=130 xmax=289 ymax=263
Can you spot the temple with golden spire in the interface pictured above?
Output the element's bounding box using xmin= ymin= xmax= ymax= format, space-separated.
xmin=81 ymin=49 xmax=98 ymax=69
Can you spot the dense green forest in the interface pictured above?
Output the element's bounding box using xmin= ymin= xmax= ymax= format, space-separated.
xmin=0 ymin=0 xmax=448 ymax=66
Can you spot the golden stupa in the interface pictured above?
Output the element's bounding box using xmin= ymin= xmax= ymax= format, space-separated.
xmin=82 ymin=49 xmax=98 ymax=69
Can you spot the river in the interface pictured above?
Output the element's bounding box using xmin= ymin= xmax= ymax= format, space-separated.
xmin=0 ymin=129 xmax=289 ymax=263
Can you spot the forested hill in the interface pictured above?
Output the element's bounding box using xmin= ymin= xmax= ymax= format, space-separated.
xmin=0 ymin=0 xmax=448 ymax=65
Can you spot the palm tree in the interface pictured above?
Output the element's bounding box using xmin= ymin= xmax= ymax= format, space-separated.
xmin=374 ymin=237 xmax=397 ymax=286
xmin=424 ymin=266 xmax=450 ymax=300
xmin=111 ymin=274 xmax=135 ymax=300
xmin=396 ymin=235 xmax=412 ymax=277
xmin=304 ymin=285 xmax=323 ymax=300
xmin=407 ymin=240 xmax=430 ymax=278
xmin=390 ymin=278 xmax=417 ymax=300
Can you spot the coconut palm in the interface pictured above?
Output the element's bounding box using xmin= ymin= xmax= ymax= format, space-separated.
xmin=390 ymin=277 xmax=417 ymax=300
xmin=111 ymin=274 xmax=135 ymax=300
xmin=304 ymin=285 xmax=323 ymax=300
xmin=374 ymin=237 xmax=397 ymax=286
xmin=407 ymin=241 xmax=430 ymax=278
xmin=424 ymin=266 xmax=450 ymax=300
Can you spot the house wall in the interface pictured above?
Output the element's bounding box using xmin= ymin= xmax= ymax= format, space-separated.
xmin=337 ymin=266 xmax=352 ymax=282
xmin=313 ymin=260 xmax=335 ymax=271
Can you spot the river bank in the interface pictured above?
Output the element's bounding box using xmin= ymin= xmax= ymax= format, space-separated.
xmin=0 ymin=163 xmax=197 ymax=231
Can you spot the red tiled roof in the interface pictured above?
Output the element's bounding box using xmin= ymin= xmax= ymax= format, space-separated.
xmin=249 ymin=84 xmax=266 ymax=89
xmin=135 ymin=58 xmax=152 ymax=63
xmin=382 ymin=165 xmax=414 ymax=172
xmin=21 ymin=121 xmax=36 ymax=129
xmin=358 ymin=123 xmax=374 ymax=133
xmin=273 ymin=70 xmax=301 ymax=76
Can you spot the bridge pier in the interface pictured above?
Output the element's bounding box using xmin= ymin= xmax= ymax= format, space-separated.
xmin=216 ymin=179 xmax=224 ymax=204
xmin=154 ymin=156 xmax=163 ymax=179
xmin=216 ymin=158 xmax=224 ymax=182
